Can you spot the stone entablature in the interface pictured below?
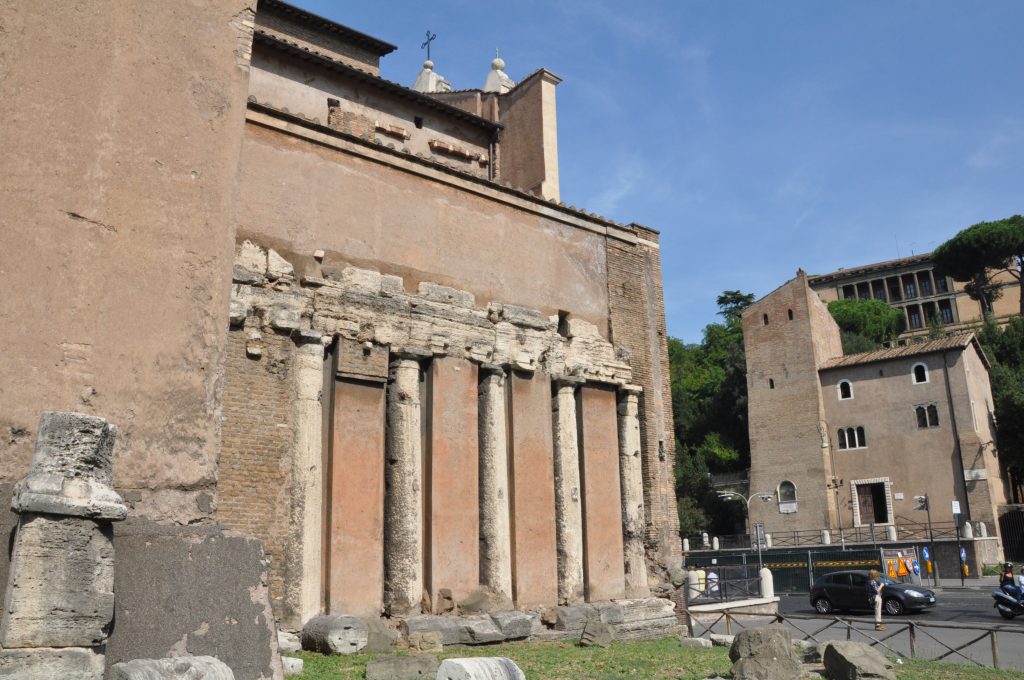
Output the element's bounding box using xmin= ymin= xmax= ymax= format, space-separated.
xmin=230 ymin=241 xmax=632 ymax=385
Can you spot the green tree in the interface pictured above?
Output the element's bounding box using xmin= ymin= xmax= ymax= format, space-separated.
xmin=932 ymin=215 xmax=1024 ymax=315
xmin=978 ymin=316 xmax=1024 ymax=493
xmin=670 ymin=291 xmax=753 ymax=537
xmin=827 ymin=298 xmax=906 ymax=351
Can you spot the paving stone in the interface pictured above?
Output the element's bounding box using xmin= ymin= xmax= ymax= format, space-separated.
xmin=365 ymin=654 xmax=439 ymax=680
xmin=281 ymin=656 xmax=303 ymax=676
xmin=0 ymin=647 xmax=105 ymax=680
xmin=679 ymin=637 xmax=712 ymax=649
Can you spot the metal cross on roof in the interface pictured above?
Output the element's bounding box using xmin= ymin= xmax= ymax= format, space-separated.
xmin=421 ymin=30 xmax=437 ymax=60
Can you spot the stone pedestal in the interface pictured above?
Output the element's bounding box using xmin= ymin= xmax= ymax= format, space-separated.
xmin=0 ymin=412 xmax=126 ymax=680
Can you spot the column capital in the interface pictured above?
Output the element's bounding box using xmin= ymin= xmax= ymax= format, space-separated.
xmin=619 ymin=384 xmax=643 ymax=396
xmin=479 ymin=362 xmax=508 ymax=375
xmin=390 ymin=347 xmax=432 ymax=364
xmin=552 ymin=374 xmax=585 ymax=388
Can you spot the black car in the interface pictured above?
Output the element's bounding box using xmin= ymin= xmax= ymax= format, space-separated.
xmin=809 ymin=570 xmax=937 ymax=616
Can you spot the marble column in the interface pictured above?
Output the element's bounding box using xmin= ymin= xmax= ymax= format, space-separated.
xmin=552 ymin=376 xmax=585 ymax=605
xmin=383 ymin=353 xmax=426 ymax=615
xmin=288 ymin=337 xmax=326 ymax=626
xmin=478 ymin=365 xmax=512 ymax=599
xmin=618 ymin=385 xmax=649 ymax=597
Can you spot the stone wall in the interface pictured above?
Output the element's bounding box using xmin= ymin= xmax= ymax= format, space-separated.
xmin=217 ymin=330 xmax=297 ymax=614
xmin=0 ymin=0 xmax=256 ymax=519
xmin=606 ymin=228 xmax=681 ymax=564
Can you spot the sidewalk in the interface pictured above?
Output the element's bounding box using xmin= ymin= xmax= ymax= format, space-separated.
xmin=929 ymin=575 xmax=999 ymax=590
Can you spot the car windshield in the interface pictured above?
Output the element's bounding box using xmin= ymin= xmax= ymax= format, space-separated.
xmin=879 ymin=577 xmax=897 ymax=585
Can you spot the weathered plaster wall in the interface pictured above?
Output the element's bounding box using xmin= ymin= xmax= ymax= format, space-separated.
xmin=237 ymin=123 xmax=611 ymax=331
xmin=0 ymin=0 xmax=255 ymax=519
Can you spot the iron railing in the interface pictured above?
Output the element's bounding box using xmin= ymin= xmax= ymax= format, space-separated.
xmin=686 ymin=610 xmax=1023 ymax=671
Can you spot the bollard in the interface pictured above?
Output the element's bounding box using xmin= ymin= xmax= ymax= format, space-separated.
xmin=701 ymin=532 xmax=710 ymax=548
xmin=962 ymin=521 xmax=974 ymax=540
xmin=821 ymin=529 xmax=831 ymax=545
xmin=977 ymin=522 xmax=987 ymax=538
xmin=683 ymin=538 xmax=690 ymax=552
xmin=765 ymin=534 xmax=772 ymax=548
xmin=759 ymin=568 xmax=774 ymax=599
xmin=886 ymin=525 xmax=898 ymax=542
xmin=687 ymin=571 xmax=701 ymax=602
xmin=712 ymin=536 xmax=719 ymax=551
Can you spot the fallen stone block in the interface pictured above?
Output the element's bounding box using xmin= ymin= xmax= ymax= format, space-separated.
xmin=302 ymin=614 xmax=369 ymax=654
xmin=365 ymin=654 xmax=439 ymax=680
xmin=729 ymin=624 xmax=802 ymax=680
xmin=579 ymin=620 xmax=614 ymax=648
xmin=458 ymin=586 xmax=513 ymax=615
xmin=793 ymin=638 xmax=820 ymax=663
xmin=0 ymin=514 xmax=114 ymax=648
xmin=0 ymin=646 xmax=105 ymax=680
xmin=408 ymin=630 xmax=444 ymax=653
xmin=11 ymin=411 xmax=127 ymax=520
xmin=822 ymin=640 xmax=896 ymax=680
xmin=554 ymin=604 xmax=596 ymax=631
xmin=363 ymin=617 xmax=401 ymax=653
xmin=277 ymin=629 xmax=301 ymax=654
xmin=281 ymin=656 xmax=303 ymax=676
xmin=403 ymin=615 xmax=462 ymax=646
xmin=709 ymin=633 xmax=734 ymax=647
xmin=489 ymin=611 xmax=536 ymax=640
xmin=108 ymin=655 xmax=235 ymax=679
xmin=436 ymin=657 xmax=525 ymax=680
xmin=679 ymin=637 xmax=712 ymax=649
xmin=459 ymin=616 xmax=504 ymax=644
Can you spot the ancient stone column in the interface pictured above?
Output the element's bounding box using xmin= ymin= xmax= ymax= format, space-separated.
xmin=552 ymin=376 xmax=585 ymax=604
xmin=0 ymin=411 xmax=127 ymax=680
xmin=478 ymin=365 xmax=512 ymax=599
xmin=618 ymin=385 xmax=649 ymax=598
xmin=287 ymin=336 xmax=325 ymax=627
xmin=384 ymin=353 xmax=426 ymax=615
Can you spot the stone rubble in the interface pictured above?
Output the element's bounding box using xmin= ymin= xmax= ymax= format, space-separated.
xmin=301 ymin=614 xmax=369 ymax=654
xmin=728 ymin=624 xmax=803 ymax=680
xmin=108 ymin=655 xmax=235 ymax=679
xmin=436 ymin=657 xmax=526 ymax=680
xmin=365 ymin=654 xmax=439 ymax=680
xmin=822 ymin=640 xmax=896 ymax=680
xmin=281 ymin=656 xmax=303 ymax=677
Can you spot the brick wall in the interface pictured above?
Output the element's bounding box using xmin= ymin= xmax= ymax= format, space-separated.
xmin=605 ymin=227 xmax=681 ymax=564
xmin=217 ymin=329 xmax=295 ymax=615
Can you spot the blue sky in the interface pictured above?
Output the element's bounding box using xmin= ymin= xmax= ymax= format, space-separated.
xmin=296 ymin=1 xmax=1024 ymax=342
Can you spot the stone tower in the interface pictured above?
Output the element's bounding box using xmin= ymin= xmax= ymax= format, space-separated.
xmin=743 ymin=271 xmax=843 ymax=535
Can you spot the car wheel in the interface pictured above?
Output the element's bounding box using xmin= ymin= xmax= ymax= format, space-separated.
xmin=813 ymin=598 xmax=833 ymax=614
xmin=998 ymin=608 xmax=1015 ymax=620
xmin=884 ymin=598 xmax=904 ymax=616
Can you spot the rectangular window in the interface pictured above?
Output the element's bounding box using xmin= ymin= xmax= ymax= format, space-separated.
xmin=939 ymin=299 xmax=954 ymax=324
xmin=903 ymin=274 xmax=917 ymax=299
xmin=842 ymin=284 xmax=855 ymax=300
xmin=908 ymin=305 xmax=922 ymax=329
xmin=858 ymin=282 xmax=871 ymax=300
xmin=887 ymin=277 xmax=903 ymax=301
xmin=936 ymin=276 xmax=949 ymax=293
xmin=918 ymin=272 xmax=933 ymax=296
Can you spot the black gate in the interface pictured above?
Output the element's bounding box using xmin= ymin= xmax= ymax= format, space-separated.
xmin=999 ymin=507 xmax=1024 ymax=561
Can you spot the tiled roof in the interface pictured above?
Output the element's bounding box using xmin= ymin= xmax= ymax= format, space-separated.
xmin=253 ymin=31 xmax=502 ymax=133
xmin=819 ymin=333 xmax=989 ymax=370
xmin=809 ymin=253 xmax=933 ymax=284
xmin=259 ymin=0 xmax=396 ymax=55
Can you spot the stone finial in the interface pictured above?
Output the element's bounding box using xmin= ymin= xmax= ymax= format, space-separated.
xmin=412 ymin=60 xmax=453 ymax=93
xmin=483 ymin=57 xmax=515 ymax=93
xmin=12 ymin=411 xmax=127 ymax=520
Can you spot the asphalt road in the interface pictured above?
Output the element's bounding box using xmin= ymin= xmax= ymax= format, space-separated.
xmin=777 ymin=587 xmax=1024 ymax=626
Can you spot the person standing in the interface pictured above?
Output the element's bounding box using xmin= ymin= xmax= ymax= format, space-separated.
xmin=867 ymin=569 xmax=885 ymax=631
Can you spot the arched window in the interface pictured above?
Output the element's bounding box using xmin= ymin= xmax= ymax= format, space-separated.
xmin=927 ymin=404 xmax=939 ymax=427
xmin=838 ymin=380 xmax=853 ymax=400
xmin=778 ymin=481 xmax=798 ymax=513
xmin=838 ymin=429 xmax=847 ymax=449
xmin=847 ymin=427 xmax=856 ymax=448
xmin=763 ymin=313 xmax=769 ymax=325
xmin=857 ymin=426 xmax=867 ymax=447
xmin=916 ymin=406 xmax=928 ymax=428
xmin=913 ymin=363 xmax=928 ymax=384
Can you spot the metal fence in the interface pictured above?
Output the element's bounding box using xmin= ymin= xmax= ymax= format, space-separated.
xmin=689 ymin=520 xmax=965 ymax=553
xmin=685 ymin=548 xmax=883 ymax=593
xmin=684 ymin=564 xmax=762 ymax=604
xmin=688 ymin=610 xmax=1023 ymax=671
xmin=999 ymin=507 xmax=1024 ymax=561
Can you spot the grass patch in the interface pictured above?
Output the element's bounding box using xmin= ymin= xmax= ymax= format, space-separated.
xmin=290 ymin=638 xmax=1024 ymax=679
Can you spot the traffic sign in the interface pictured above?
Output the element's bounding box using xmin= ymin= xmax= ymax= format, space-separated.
xmin=922 ymin=547 xmax=930 ymax=560
xmin=912 ymin=560 xmax=920 ymax=575
xmin=959 ymin=547 xmax=967 ymax=562
xmin=952 ymin=500 xmax=961 ymax=515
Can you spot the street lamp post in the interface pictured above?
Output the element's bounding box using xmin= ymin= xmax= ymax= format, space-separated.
xmin=717 ymin=490 xmax=775 ymax=566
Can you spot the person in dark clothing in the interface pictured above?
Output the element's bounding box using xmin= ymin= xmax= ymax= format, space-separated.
xmin=1000 ymin=563 xmax=1022 ymax=603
